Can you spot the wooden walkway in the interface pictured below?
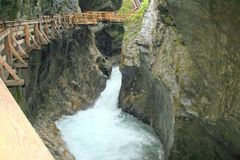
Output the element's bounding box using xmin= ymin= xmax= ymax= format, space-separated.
xmin=0 ymin=78 xmax=55 ymax=160
xmin=0 ymin=11 xmax=130 ymax=87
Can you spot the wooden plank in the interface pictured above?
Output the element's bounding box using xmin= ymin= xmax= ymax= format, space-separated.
xmin=17 ymin=38 xmax=26 ymax=45
xmin=3 ymin=79 xmax=25 ymax=86
xmin=0 ymin=79 xmax=55 ymax=159
xmin=4 ymin=20 xmax=41 ymax=28
xmin=13 ymin=62 xmax=28 ymax=68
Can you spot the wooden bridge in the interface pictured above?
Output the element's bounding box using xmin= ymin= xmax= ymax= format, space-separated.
xmin=0 ymin=11 xmax=129 ymax=87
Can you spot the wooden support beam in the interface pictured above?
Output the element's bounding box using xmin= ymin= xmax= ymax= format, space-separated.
xmin=48 ymin=28 xmax=56 ymax=39
xmin=12 ymin=35 xmax=27 ymax=56
xmin=34 ymin=24 xmax=48 ymax=45
xmin=39 ymin=25 xmax=51 ymax=43
xmin=24 ymin=24 xmax=31 ymax=48
xmin=44 ymin=23 xmax=49 ymax=36
xmin=13 ymin=62 xmax=28 ymax=68
xmin=9 ymin=43 xmax=27 ymax=65
xmin=4 ymin=33 xmax=13 ymax=66
xmin=29 ymin=34 xmax=41 ymax=50
xmin=52 ymin=22 xmax=60 ymax=35
xmin=0 ymin=55 xmax=21 ymax=81
xmin=4 ymin=79 xmax=24 ymax=86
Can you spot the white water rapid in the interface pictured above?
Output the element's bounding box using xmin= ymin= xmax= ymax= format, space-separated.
xmin=56 ymin=67 xmax=164 ymax=160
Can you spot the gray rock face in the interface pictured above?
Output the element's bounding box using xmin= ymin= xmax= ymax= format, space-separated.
xmin=39 ymin=0 xmax=81 ymax=14
xmin=121 ymin=0 xmax=240 ymax=159
xmin=10 ymin=27 xmax=109 ymax=159
xmin=0 ymin=0 xmax=81 ymax=19
xmin=93 ymin=23 xmax=124 ymax=57
xmin=119 ymin=64 xmax=174 ymax=159
xmin=78 ymin=0 xmax=122 ymax=11
xmin=120 ymin=0 xmax=175 ymax=158
xmin=165 ymin=0 xmax=240 ymax=159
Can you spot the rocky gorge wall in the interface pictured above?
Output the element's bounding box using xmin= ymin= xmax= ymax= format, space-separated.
xmin=9 ymin=26 xmax=115 ymax=159
xmin=1 ymin=0 xmax=239 ymax=159
xmin=120 ymin=0 xmax=240 ymax=159
xmin=0 ymin=0 xmax=81 ymax=20
xmin=0 ymin=0 xmax=126 ymax=159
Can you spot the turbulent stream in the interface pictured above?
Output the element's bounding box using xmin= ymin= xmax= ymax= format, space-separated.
xmin=56 ymin=67 xmax=164 ymax=160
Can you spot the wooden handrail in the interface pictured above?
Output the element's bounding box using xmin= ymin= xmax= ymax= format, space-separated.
xmin=0 ymin=79 xmax=54 ymax=159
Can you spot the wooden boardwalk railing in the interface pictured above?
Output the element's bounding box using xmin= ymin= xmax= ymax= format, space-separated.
xmin=0 ymin=78 xmax=55 ymax=160
xmin=0 ymin=11 xmax=130 ymax=87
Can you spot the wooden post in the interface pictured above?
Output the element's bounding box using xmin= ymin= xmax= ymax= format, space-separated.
xmin=30 ymin=33 xmax=41 ymax=50
xmin=4 ymin=32 xmax=13 ymax=67
xmin=34 ymin=24 xmax=40 ymax=44
xmin=44 ymin=23 xmax=49 ymax=36
xmin=39 ymin=24 xmax=50 ymax=43
xmin=34 ymin=23 xmax=48 ymax=45
xmin=12 ymin=35 xmax=27 ymax=56
xmin=24 ymin=24 xmax=31 ymax=48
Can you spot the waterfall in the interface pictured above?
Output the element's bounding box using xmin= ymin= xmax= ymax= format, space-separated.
xmin=56 ymin=67 xmax=164 ymax=160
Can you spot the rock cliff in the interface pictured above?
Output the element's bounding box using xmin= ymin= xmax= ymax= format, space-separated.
xmin=0 ymin=0 xmax=81 ymax=20
xmin=120 ymin=0 xmax=240 ymax=159
xmin=78 ymin=0 xmax=122 ymax=11
xmin=10 ymin=26 xmax=113 ymax=159
xmin=1 ymin=0 xmax=240 ymax=159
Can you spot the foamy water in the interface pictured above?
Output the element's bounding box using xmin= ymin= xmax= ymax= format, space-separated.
xmin=56 ymin=67 xmax=164 ymax=160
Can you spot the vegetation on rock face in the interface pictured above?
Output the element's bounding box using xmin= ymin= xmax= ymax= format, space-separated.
xmin=0 ymin=0 xmax=80 ymax=20
xmin=119 ymin=0 xmax=149 ymax=41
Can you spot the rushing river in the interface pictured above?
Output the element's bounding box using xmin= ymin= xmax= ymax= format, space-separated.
xmin=56 ymin=67 xmax=164 ymax=160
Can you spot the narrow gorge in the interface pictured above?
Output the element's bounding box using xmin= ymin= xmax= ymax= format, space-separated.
xmin=0 ymin=0 xmax=239 ymax=160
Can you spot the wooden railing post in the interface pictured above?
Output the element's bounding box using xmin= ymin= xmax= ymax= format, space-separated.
xmin=4 ymin=32 xmax=13 ymax=66
xmin=24 ymin=24 xmax=31 ymax=48
xmin=34 ymin=23 xmax=40 ymax=44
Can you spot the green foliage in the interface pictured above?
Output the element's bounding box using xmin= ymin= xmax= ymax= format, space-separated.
xmin=0 ymin=0 xmax=20 ymax=19
xmin=118 ymin=0 xmax=133 ymax=14
xmin=118 ymin=0 xmax=149 ymax=41
xmin=128 ymin=0 xmax=149 ymax=22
